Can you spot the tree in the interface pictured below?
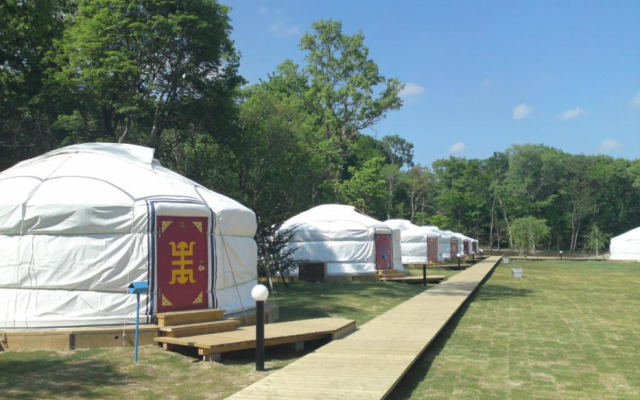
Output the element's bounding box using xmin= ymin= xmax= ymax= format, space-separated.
xmin=583 ymin=224 xmax=611 ymax=260
xmin=0 ymin=0 xmax=70 ymax=169
xmin=382 ymin=134 xmax=414 ymax=169
xmin=511 ymin=217 xmax=551 ymax=257
xmin=338 ymin=157 xmax=388 ymax=218
xmin=403 ymin=165 xmax=432 ymax=223
xmin=256 ymin=223 xmax=300 ymax=289
xmin=272 ymin=20 xmax=403 ymax=157
xmin=51 ymin=0 xmax=242 ymax=152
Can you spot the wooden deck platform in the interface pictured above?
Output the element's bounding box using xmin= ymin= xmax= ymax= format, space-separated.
xmin=227 ymin=256 xmax=501 ymax=400
xmin=383 ymin=275 xmax=446 ymax=284
xmin=155 ymin=318 xmax=356 ymax=358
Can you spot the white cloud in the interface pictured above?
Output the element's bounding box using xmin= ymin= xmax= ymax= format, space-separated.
xmin=597 ymin=140 xmax=621 ymax=153
xmin=480 ymin=79 xmax=492 ymax=89
xmin=513 ymin=104 xmax=533 ymax=120
xmin=559 ymin=107 xmax=584 ymax=120
xmin=629 ymin=92 xmax=640 ymax=109
xmin=259 ymin=6 xmax=267 ymax=14
xmin=399 ymin=83 xmax=426 ymax=100
xmin=270 ymin=21 xmax=299 ymax=37
xmin=448 ymin=142 xmax=467 ymax=154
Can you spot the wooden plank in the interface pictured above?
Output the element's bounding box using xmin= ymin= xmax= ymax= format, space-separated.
xmin=1 ymin=325 xmax=161 ymax=351
xmin=156 ymin=308 xmax=224 ymax=327
xmin=227 ymin=256 xmax=501 ymax=400
xmin=160 ymin=319 xmax=240 ymax=338
xmin=155 ymin=318 xmax=356 ymax=355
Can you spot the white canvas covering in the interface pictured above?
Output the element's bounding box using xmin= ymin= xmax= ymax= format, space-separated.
xmin=280 ymin=205 xmax=403 ymax=276
xmin=610 ymin=227 xmax=640 ymax=261
xmin=0 ymin=143 xmax=258 ymax=329
xmin=385 ymin=220 xmax=453 ymax=264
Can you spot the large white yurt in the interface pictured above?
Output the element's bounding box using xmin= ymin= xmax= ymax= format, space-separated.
xmin=0 ymin=143 xmax=257 ymax=329
xmin=280 ymin=205 xmax=403 ymax=279
xmin=385 ymin=220 xmax=447 ymax=264
xmin=609 ymin=227 xmax=640 ymax=261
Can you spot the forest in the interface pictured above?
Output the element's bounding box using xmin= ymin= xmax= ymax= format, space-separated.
xmin=2 ymin=0 xmax=640 ymax=252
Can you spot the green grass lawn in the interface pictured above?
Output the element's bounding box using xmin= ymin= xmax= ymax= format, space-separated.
xmin=3 ymin=262 xmax=638 ymax=399
xmin=389 ymin=260 xmax=640 ymax=400
xmin=0 ymin=275 xmax=441 ymax=400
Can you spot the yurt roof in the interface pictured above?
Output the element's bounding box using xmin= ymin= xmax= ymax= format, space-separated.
xmin=385 ymin=219 xmax=420 ymax=231
xmin=281 ymin=204 xmax=392 ymax=233
xmin=0 ymin=143 xmax=256 ymax=237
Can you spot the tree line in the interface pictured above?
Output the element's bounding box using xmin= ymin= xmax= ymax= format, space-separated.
xmin=2 ymin=0 xmax=639 ymax=253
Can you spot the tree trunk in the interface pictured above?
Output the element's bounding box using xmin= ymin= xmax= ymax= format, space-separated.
xmin=489 ymin=192 xmax=497 ymax=250
xmin=497 ymin=196 xmax=514 ymax=249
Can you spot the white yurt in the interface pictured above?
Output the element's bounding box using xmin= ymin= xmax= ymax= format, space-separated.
xmin=471 ymin=239 xmax=480 ymax=254
xmin=445 ymin=231 xmax=466 ymax=259
xmin=460 ymin=234 xmax=473 ymax=255
xmin=0 ymin=143 xmax=257 ymax=329
xmin=609 ymin=227 xmax=640 ymax=261
xmin=280 ymin=205 xmax=403 ymax=278
xmin=385 ymin=220 xmax=447 ymax=264
xmin=424 ymin=225 xmax=453 ymax=262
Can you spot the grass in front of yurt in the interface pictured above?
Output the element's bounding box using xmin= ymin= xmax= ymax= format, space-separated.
xmin=0 ymin=272 xmax=455 ymax=400
xmin=389 ymin=260 xmax=640 ymax=400
xmin=272 ymin=267 xmax=461 ymax=325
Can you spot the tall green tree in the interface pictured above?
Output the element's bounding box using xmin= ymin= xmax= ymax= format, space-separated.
xmin=272 ymin=20 xmax=403 ymax=157
xmin=50 ymin=0 xmax=242 ymax=153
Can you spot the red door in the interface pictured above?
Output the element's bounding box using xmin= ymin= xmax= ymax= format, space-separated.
xmin=450 ymin=239 xmax=459 ymax=259
xmin=375 ymin=233 xmax=393 ymax=270
xmin=463 ymin=241 xmax=470 ymax=255
xmin=157 ymin=216 xmax=209 ymax=313
xmin=427 ymin=236 xmax=439 ymax=263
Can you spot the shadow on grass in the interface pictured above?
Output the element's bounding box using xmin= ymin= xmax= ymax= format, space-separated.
xmin=0 ymin=356 xmax=129 ymax=399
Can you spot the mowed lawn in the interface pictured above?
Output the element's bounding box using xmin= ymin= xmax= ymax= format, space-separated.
xmin=0 ymin=275 xmax=445 ymax=400
xmin=389 ymin=260 xmax=640 ymax=400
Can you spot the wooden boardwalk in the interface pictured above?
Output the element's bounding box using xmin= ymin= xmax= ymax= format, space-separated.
xmin=227 ymin=256 xmax=501 ymax=400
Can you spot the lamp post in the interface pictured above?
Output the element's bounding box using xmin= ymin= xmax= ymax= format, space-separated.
xmin=457 ymin=253 xmax=462 ymax=268
xmin=423 ymin=264 xmax=427 ymax=287
xmin=251 ymin=284 xmax=269 ymax=371
xmin=560 ymin=250 xmax=563 ymax=261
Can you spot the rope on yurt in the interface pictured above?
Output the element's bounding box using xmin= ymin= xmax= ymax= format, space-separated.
xmin=3 ymin=153 xmax=74 ymax=339
xmin=220 ymin=235 xmax=249 ymax=324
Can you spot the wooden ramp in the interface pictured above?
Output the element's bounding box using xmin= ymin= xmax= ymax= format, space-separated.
xmin=227 ymin=256 xmax=501 ymax=400
xmin=155 ymin=318 xmax=355 ymax=359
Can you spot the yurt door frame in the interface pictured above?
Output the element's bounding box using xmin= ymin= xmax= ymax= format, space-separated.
xmin=375 ymin=233 xmax=393 ymax=270
xmin=463 ymin=240 xmax=470 ymax=255
xmin=473 ymin=241 xmax=478 ymax=253
xmin=155 ymin=215 xmax=211 ymax=313
xmin=450 ymin=238 xmax=459 ymax=259
xmin=427 ymin=236 xmax=439 ymax=263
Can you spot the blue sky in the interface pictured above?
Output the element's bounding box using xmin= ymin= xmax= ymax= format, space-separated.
xmin=226 ymin=0 xmax=640 ymax=166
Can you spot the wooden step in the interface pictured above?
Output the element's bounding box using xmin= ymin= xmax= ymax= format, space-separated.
xmin=160 ymin=320 xmax=241 ymax=338
xmin=157 ymin=308 xmax=224 ymax=327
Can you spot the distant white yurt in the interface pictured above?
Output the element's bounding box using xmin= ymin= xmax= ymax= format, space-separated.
xmin=460 ymin=234 xmax=472 ymax=255
xmin=610 ymin=227 xmax=640 ymax=261
xmin=280 ymin=205 xmax=403 ymax=279
xmin=385 ymin=220 xmax=447 ymax=264
xmin=445 ymin=231 xmax=466 ymax=259
xmin=0 ymin=143 xmax=257 ymax=328
xmin=471 ymin=239 xmax=480 ymax=254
